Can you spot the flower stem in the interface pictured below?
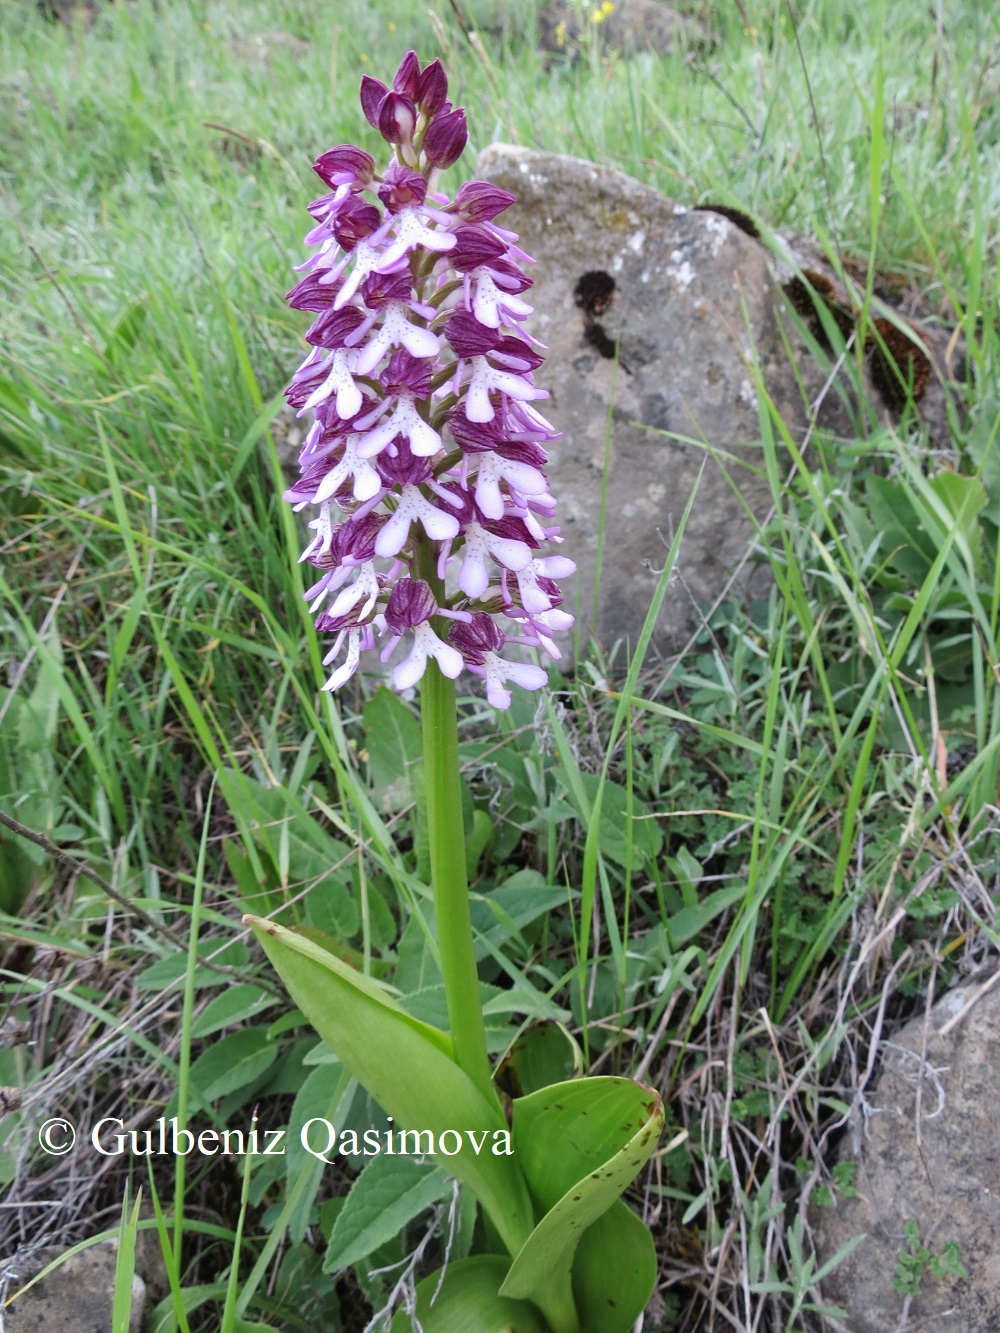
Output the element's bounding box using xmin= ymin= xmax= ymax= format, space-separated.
xmin=417 ymin=546 xmax=497 ymax=1109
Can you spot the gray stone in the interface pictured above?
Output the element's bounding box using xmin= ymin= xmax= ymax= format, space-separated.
xmin=5 ymin=1241 xmax=146 ymax=1333
xmin=538 ymin=0 xmax=707 ymax=58
xmin=476 ymin=144 xmax=833 ymax=653
xmin=813 ymin=981 xmax=1000 ymax=1332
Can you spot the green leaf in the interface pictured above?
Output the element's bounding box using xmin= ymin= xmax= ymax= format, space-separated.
xmin=566 ymin=774 xmax=662 ymax=867
xmin=572 ymin=1200 xmax=657 ymax=1333
xmin=469 ymin=882 xmax=568 ymax=960
xmin=326 ymin=1155 xmax=452 ymax=1273
xmin=389 ymin=1256 xmax=546 ymax=1333
xmin=286 ymin=1062 xmax=356 ymax=1245
xmin=136 ymin=939 xmax=249 ymax=992
xmin=363 ymin=686 xmax=423 ymax=812
xmin=224 ymin=770 xmax=357 ymax=931
xmin=497 ymin=1023 xmax=583 ymax=1099
xmin=304 ymin=877 xmax=359 ymax=940
xmin=246 ymin=915 xmax=535 ymax=1258
xmin=500 ymin=1077 xmax=663 ymax=1320
xmin=964 ymin=392 xmax=1000 ymax=494
xmin=112 ymin=1189 xmax=143 ymax=1333
xmin=668 ymin=884 xmax=748 ymax=946
xmin=285 ymin=1060 xmax=352 ymax=1189
xmin=466 ymin=808 xmax=493 ymax=879
xmin=928 ymin=471 xmax=987 ymax=567
xmin=867 ymin=476 xmax=937 ymax=583
xmin=188 ymin=1028 xmax=277 ymax=1107
xmin=191 ymin=986 xmax=277 ymax=1038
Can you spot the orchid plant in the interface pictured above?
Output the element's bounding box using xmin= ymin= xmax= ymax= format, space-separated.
xmin=245 ymin=52 xmax=663 ymax=1333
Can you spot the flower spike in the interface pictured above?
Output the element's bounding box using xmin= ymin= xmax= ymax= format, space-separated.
xmin=282 ymin=52 xmax=573 ymax=708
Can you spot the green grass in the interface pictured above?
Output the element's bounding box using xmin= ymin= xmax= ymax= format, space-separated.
xmin=3 ymin=0 xmax=1000 ymax=1329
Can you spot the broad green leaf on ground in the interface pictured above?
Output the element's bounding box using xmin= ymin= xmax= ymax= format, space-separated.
xmin=572 ymin=1200 xmax=658 ymax=1333
xmin=192 ymin=985 xmax=277 ymax=1038
xmin=246 ymin=916 xmax=535 ymax=1258
xmin=325 ymin=1155 xmax=452 ymax=1273
xmin=362 ymin=686 xmax=423 ymax=812
xmin=469 ymin=882 xmax=568 ymax=959
xmin=566 ymin=773 xmax=663 ymax=867
xmin=188 ymin=1028 xmax=277 ymax=1107
xmin=500 ymin=1077 xmax=663 ymax=1320
xmin=389 ymin=1256 xmax=546 ymax=1333
xmin=224 ymin=770 xmax=358 ymax=934
xmin=0 ymin=631 xmax=62 ymax=910
xmin=136 ymin=939 xmax=250 ymax=992
xmin=668 ymin=883 xmax=749 ymax=947
xmin=285 ymin=1059 xmax=354 ymax=1187
xmin=286 ymin=1061 xmax=356 ymax=1245
xmin=400 ymin=983 xmax=513 ymax=1051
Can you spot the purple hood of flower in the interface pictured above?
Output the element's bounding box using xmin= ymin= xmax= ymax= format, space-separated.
xmin=282 ymin=52 xmax=574 ymax=706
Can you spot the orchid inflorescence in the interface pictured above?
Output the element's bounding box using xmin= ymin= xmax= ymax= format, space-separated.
xmin=283 ymin=50 xmax=574 ymax=710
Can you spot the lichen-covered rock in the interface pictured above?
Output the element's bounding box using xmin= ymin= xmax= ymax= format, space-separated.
xmin=813 ymin=983 xmax=1000 ymax=1332
xmin=4 ymin=1241 xmax=145 ymax=1333
xmin=476 ymin=145 xmax=838 ymax=652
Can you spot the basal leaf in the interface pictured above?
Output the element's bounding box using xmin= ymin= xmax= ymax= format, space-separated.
xmin=246 ymin=916 xmax=535 ymax=1258
xmin=500 ymin=1077 xmax=663 ymax=1318
xmin=389 ymin=1256 xmax=546 ymax=1333
xmin=496 ymin=1023 xmax=583 ymax=1100
xmin=572 ymin=1200 xmax=657 ymax=1333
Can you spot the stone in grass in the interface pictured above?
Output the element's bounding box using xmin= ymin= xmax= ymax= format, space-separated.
xmin=476 ymin=145 xmax=848 ymax=655
xmin=538 ymin=0 xmax=708 ymax=58
xmin=4 ymin=1241 xmax=145 ymax=1333
xmin=813 ymin=982 xmax=1000 ymax=1332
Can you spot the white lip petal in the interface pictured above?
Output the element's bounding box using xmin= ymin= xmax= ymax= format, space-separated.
xmin=538 ymin=555 xmax=576 ymax=578
xmin=459 ymin=548 xmax=490 ymax=597
xmin=392 ymin=645 xmax=429 ymax=689
xmin=485 ymin=675 xmax=512 ymax=709
xmin=520 ymin=586 xmax=552 ymax=613
xmin=335 ymin=377 xmax=363 ymax=420
xmin=353 ymin=462 xmax=382 ymax=501
xmin=499 ymin=459 xmax=547 ymax=496
xmin=488 ymin=535 xmax=532 ymax=572
xmin=375 ymin=502 xmax=414 ymax=557
xmin=502 ymin=660 xmax=547 ymax=689
xmin=407 ymin=413 xmax=442 ymax=457
xmin=401 ymin=323 xmax=441 ymax=359
xmin=430 ymin=639 xmax=464 ymax=679
xmin=418 ymin=501 xmax=460 ymax=541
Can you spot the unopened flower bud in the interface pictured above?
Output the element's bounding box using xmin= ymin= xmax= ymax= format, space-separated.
xmin=392 ymin=50 xmax=421 ymax=99
xmin=378 ymin=92 xmax=418 ymax=145
xmin=416 ymin=59 xmax=448 ymax=115
xmin=423 ymin=108 xmax=468 ymax=168
xmin=360 ymin=75 xmax=389 ymax=128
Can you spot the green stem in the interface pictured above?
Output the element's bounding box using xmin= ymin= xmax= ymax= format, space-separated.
xmin=417 ymin=545 xmax=497 ymax=1109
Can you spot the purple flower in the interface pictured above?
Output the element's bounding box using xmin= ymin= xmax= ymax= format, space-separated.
xmin=282 ymin=54 xmax=573 ymax=704
xmin=313 ymin=146 xmax=376 ymax=192
xmin=453 ymin=181 xmax=517 ymax=224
